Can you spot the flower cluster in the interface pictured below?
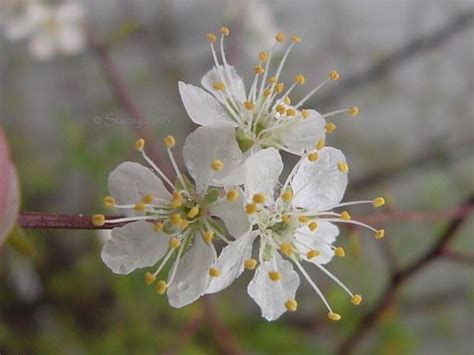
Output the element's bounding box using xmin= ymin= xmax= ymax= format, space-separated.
xmin=93 ymin=27 xmax=385 ymax=321
xmin=0 ymin=0 xmax=86 ymax=60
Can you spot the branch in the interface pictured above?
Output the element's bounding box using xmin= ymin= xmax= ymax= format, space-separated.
xmin=336 ymin=193 xmax=474 ymax=355
xmin=317 ymin=10 xmax=474 ymax=108
xmin=441 ymin=249 xmax=474 ymax=265
xmin=18 ymin=212 xmax=126 ymax=230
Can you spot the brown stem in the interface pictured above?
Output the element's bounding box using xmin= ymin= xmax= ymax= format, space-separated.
xmin=86 ymin=29 xmax=171 ymax=176
xmin=18 ymin=212 xmax=125 ymax=229
xmin=336 ymin=193 xmax=474 ymax=354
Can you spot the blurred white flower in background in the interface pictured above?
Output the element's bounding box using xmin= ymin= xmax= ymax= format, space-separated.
xmin=0 ymin=0 xmax=86 ymax=60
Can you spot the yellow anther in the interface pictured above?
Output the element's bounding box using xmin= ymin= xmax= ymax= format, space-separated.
xmin=258 ymin=51 xmax=268 ymax=62
xmin=171 ymin=191 xmax=182 ymax=208
xmin=373 ymin=197 xmax=385 ymax=208
xmin=281 ymin=214 xmax=290 ymax=224
xmin=244 ymin=101 xmax=255 ymax=110
xmin=275 ymin=104 xmax=286 ymax=114
xmin=179 ymin=220 xmax=189 ymax=230
xmin=375 ymin=229 xmax=385 ymax=239
xmin=212 ymin=82 xmax=226 ymax=91
xmin=301 ymin=110 xmax=310 ymax=119
xmin=219 ymin=26 xmax=230 ymax=36
xmin=325 ymin=122 xmax=336 ymax=133
xmin=295 ymin=74 xmax=305 ymax=85
xmin=291 ymin=35 xmax=302 ymax=43
xmin=268 ymin=271 xmax=282 ymax=281
xmin=254 ymin=64 xmax=265 ymax=74
xmin=340 ymin=211 xmax=351 ymax=221
xmin=283 ymin=95 xmax=291 ymax=105
xmin=351 ymin=294 xmax=362 ymax=305
xmin=315 ymin=139 xmax=325 ymax=150
xmin=245 ymin=203 xmax=257 ymax=214
xmin=280 ymin=190 xmax=293 ymax=202
xmin=103 ymin=196 xmax=115 ymax=208
xmin=286 ymin=108 xmax=296 ymax=117
xmin=334 ymin=247 xmax=345 ymax=257
xmin=155 ymin=280 xmax=167 ymax=295
xmin=134 ymin=202 xmax=146 ymax=212
xmin=337 ymin=161 xmax=349 ymax=173
xmin=91 ymin=214 xmax=105 ymax=227
xmin=134 ymin=138 xmax=145 ymax=151
xmin=202 ymin=230 xmax=214 ymax=244
xmin=244 ymin=258 xmax=258 ymax=270
xmin=308 ymin=151 xmax=319 ymax=161
xmin=209 ymin=267 xmax=221 ymax=277
xmin=279 ymin=243 xmax=293 ymax=256
xmin=170 ymin=213 xmax=182 ymax=226
xmin=308 ymin=222 xmax=318 ymax=232
xmin=350 ymin=106 xmax=359 ymax=117
xmin=298 ymin=215 xmax=309 ymax=223
xmin=329 ymin=70 xmax=340 ymax=81
xmin=142 ymin=194 xmax=154 ymax=204
xmin=252 ymin=193 xmax=266 ymax=204
xmin=275 ymin=32 xmax=285 ymax=42
xmin=154 ymin=222 xmax=163 ymax=232
xmin=163 ymin=135 xmax=176 ymax=148
xmin=285 ymin=299 xmax=298 ymax=312
xmin=168 ymin=237 xmax=180 ymax=249
xmin=187 ymin=206 xmax=200 ymax=219
xmin=268 ymin=76 xmax=277 ymax=83
xmin=328 ymin=312 xmax=341 ymax=321
xmin=306 ymin=249 xmax=320 ymax=259
xmin=211 ymin=159 xmax=224 ymax=171
xmin=226 ymin=189 xmax=239 ymax=201
xmin=206 ymin=32 xmax=217 ymax=42
xmin=144 ymin=272 xmax=156 ymax=285
xmin=263 ymin=88 xmax=272 ymax=97
xmin=275 ymin=83 xmax=284 ymax=93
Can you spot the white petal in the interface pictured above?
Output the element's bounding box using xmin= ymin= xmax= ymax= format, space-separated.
xmin=167 ymin=234 xmax=214 ymax=308
xmin=247 ymin=253 xmax=300 ymax=321
xmin=108 ymin=162 xmax=171 ymax=209
xmin=201 ymin=65 xmax=246 ymax=103
xmin=206 ymin=231 xmax=257 ymax=294
xmin=178 ymin=81 xmax=237 ymax=127
xmin=56 ymin=2 xmax=85 ymax=24
xmin=291 ymin=147 xmax=348 ymax=210
xmin=208 ymin=188 xmax=250 ymax=238
xmin=58 ymin=26 xmax=85 ymax=55
xmin=295 ymin=221 xmax=339 ymax=265
xmin=183 ymin=125 xmax=242 ymax=193
xmin=280 ymin=110 xmax=326 ymax=154
xmin=101 ymin=221 xmax=169 ymax=275
xmin=243 ymin=148 xmax=282 ymax=201
xmin=0 ymin=163 xmax=20 ymax=245
xmin=3 ymin=17 xmax=35 ymax=40
xmin=28 ymin=32 xmax=55 ymax=60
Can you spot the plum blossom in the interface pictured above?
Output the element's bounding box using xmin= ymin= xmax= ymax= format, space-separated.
xmin=179 ymin=26 xmax=359 ymax=156
xmin=0 ymin=0 xmax=38 ymax=40
xmin=94 ymin=125 xmax=250 ymax=308
xmin=206 ymin=147 xmax=385 ymax=320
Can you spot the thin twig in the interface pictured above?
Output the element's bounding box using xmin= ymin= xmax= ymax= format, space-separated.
xmin=441 ymin=249 xmax=474 ymax=265
xmin=336 ymin=193 xmax=474 ymax=355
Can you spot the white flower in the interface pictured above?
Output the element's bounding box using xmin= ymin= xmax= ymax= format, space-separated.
xmin=206 ymin=147 xmax=385 ymax=321
xmin=0 ymin=0 xmax=38 ymax=40
xmin=96 ymin=125 xmax=251 ymax=308
xmin=179 ymin=26 xmax=359 ymax=156
xmin=1 ymin=0 xmax=86 ymax=59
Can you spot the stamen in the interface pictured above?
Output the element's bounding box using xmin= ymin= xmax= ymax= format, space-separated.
xmin=187 ymin=206 xmax=200 ymax=219
xmin=351 ymin=294 xmax=362 ymax=305
xmin=209 ymin=267 xmax=221 ymax=277
xmin=308 ymin=222 xmax=318 ymax=232
xmin=275 ymin=32 xmax=285 ymax=43
xmin=244 ymin=258 xmax=257 ymax=270
xmin=206 ymin=32 xmax=217 ymax=43
xmin=316 ymin=263 xmax=354 ymax=298
xmin=301 ymin=110 xmax=310 ymax=119
xmin=315 ymin=139 xmax=325 ymax=150
xmin=308 ymin=151 xmax=319 ymax=161
xmin=281 ymin=214 xmax=290 ymax=224
xmin=226 ymin=189 xmax=239 ymax=201
xmin=375 ymin=229 xmax=385 ymax=239
xmin=258 ymin=51 xmax=268 ymax=62
xmin=254 ymin=64 xmax=265 ymax=74
xmin=202 ymin=230 xmax=214 ymax=244
xmin=135 ymin=138 xmax=145 ymax=152
xmin=219 ymin=26 xmax=230 ymax=36
xmin=350 ymin=106 xmax=359 ymax=117
xmin=252 ymin=193 xmax=266 ymax=204
xmin=328 ymin=70 xmax=340 ymax=81
xmin=211 ymin=159 xmax=224 ymax=171
xmin=169 ymin=213 xmax=182 ymax=226
xmin=286 ymin=108 xmax=296 ymax=117
xmin=294 ymin=78 xmax=330 ymax=108
xmin=291 ymin=35 xmax=302 ymax=43
xmin=285 ymin=299 xmax=298 ymax=311
xmin=337 ymin=161 xmax=349 ymax=173
xmin=268 ymin=271 xmax=282 ymax=281
xmin=245 ymin=203 xmax=257 ymax=214
xmin=244 ymin=101 xmax=255 ymax=110
xmin=212 ymin=82 xmax=226 ymax=91
xmin=163 ymin=135 xmax=176 ymax=148
xmin=340 ymin=211 xmax=351 ymax=221
xmin=92 ymin=214 xmax=105 ymax=227
xmin=373 ymin=197 xmax=385 ymax=208
xmin=325 ymin=122 xmax=337 ymax=133
xmin=334 ymin=247 xmax=345 ymax=257
xmin=134 ymin=202 xmax=146 ymax=212
xmin=142 ymin=194 xmax=154 ymax=204
xmin=298 ymin=215 xmax=309 ymax=223
xmin=294 ymin=74 xmax=305 ymax=85
xmin=154 ymin=222 xmax=164 ymax=232
xmin=144 ymin=272 xmax=156 ymax=285
xmin=306 ymin=249 xmax=320 ymax=259
xmin=138 ymin=144 xmax=174 ymax=189
xmin=280 ymin=190 xmax=293 ymax=202
xmin=279 ymin=243 xmax=293 ymax=256
xmin=104 ymin=196 xmax=115 ymax=208
xmin=155 ymin=280 xmax=167 ymax=295
xmin=328 ymin=312 xmax=341 ymax=321
xmin=168 ymin=237 xmax=181 ymax=249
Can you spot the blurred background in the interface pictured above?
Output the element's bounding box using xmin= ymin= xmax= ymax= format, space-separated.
xmin=1 ymin=0 xmax=473 ymax=354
